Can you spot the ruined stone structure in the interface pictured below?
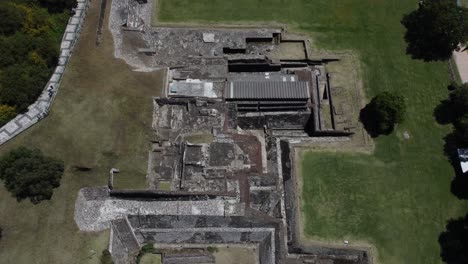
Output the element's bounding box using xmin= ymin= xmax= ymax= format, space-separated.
xmin=74 ymin=0 xmax=370 ymax=263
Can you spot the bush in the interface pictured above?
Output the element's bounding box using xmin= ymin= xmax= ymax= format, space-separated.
xmin=101 ymin=249 xmax=114 ymax=264
xmin=0 ymin=104 xmax=16 ymax=127
xmin=360 ymin=91 xmax=406 ymax=137
xmin=0 ymin=147 xmax=64 ymax=204
xmin=140 ymin=244 xmax=154 ymax=253
xmin=207 ymin=246 xmax=218 ymax=253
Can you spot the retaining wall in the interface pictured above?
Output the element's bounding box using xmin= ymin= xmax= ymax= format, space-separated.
xmin=0 ymin=0 xmax=90 ymax=145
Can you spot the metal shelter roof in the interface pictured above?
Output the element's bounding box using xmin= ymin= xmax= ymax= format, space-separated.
xmin=225 ymin=81 xmax=310 ymax=100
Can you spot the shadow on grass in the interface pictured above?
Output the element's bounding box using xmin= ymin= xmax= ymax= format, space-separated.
xmin=359 ymin=104 xmax=393 ymax=138
xmin=439 ymin=214 xmax=468 ymax=264
xmin=442 ymin=132 xmax=468 ymax=200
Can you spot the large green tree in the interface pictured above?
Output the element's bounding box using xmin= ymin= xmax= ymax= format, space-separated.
xmin=360 ymin=91 xmax=406 ymax=137
xmin=0 ymin=2 xmax=24 ymax=35
xmin=0 ymin=147 xmax=64 ymax=204
xmin=402 ymin=0 xmax=468 ymax=61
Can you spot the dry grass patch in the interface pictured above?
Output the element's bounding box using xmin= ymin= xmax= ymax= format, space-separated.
xmin=0 ymin=0 xmax=164 ymax=263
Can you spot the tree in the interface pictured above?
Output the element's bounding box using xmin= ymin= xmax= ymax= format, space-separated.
xmin=0 ymin=3 xmax=24 ymax=35
xmin=0 ymin=104 xmax=16 ymax=127
xmin=37 ymin=0 xmax=76 ymax=13
xmin=360 ymin=91 xmax=406 ymax=137
xmin=0 ymin=147 xmax=64 ymax=204
xmin=439 ymin=214 xmax=468 ymax=264
xmin=0 ymin=62 xmax=51 ymax=112
xmin=402 ymin=0 xmax=468 ymax=61
xmin=442 ymin=84 xmax=468 ymax=146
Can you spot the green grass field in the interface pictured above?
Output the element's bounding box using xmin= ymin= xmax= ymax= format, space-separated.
xmin=0 ymin=1 xmax=164 ymax=263
xmin=157 ymin=1 xmax=468 ymax=264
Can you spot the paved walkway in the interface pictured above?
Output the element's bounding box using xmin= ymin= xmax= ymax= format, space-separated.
xmin=0 ymin=0 xmax=90 ymax=146
xmin=453 ymin=48 xmax=468 ymax=84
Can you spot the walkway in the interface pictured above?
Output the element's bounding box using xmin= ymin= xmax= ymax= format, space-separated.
xmin=453 ymin=48 xmax=468 ymax=84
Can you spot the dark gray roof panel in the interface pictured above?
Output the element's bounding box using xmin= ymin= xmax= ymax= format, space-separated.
xmin=226 ymin=81 xmax=310 ymax=100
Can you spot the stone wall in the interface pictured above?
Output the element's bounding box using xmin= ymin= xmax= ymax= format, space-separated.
xmin=0 ymin=0 xmax=90 ymax=145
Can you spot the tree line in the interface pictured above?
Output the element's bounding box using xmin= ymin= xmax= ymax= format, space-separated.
xmin=0 ymin=0 xmax=75 ymax=127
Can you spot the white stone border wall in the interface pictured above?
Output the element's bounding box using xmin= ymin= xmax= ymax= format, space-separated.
xmin=0 ymin=0 xmax=90 ymax=145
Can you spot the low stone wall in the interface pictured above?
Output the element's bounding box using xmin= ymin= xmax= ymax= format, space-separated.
xmin=0 ymin=0 xmax=90 ymax=146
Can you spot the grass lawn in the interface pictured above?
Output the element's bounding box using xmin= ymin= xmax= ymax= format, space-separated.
xmin=139 ymin=253 xmax=162 ymax=264
xmin=157 ymin=0 xmax=468 ymax=264
xmin=0 ymin=0 xmax=164 ymax=263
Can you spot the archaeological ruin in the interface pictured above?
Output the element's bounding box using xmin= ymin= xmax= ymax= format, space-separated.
xmin=74 ymin=0 xmax=371 ymax=263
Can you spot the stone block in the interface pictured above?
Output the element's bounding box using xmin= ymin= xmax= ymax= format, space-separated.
xmin=0 ymin=131 xmax=10 ymax=143
xmin=65 ymin=33 xmax=76 ymax=41
xmin=4 ymin=121 xmax=19 ymax=134
xmin=50 ymin=74 xmax=61 ymax=83
xmin=17 ymin=116 xmax=33 ymax=127
xmin=70 ymin=17 xmax=80 ymax=25
xmin=61 ymin=49 xmax=70 ymax=57
xmin=61 ymin=40 xmax=72 ymax=49
xmin=26 ymin=108 xmax=40 ymax=119
xmin=58 ymin=57 xmax=68 ymax=66
xmin=66 ymin=24 xmax=77 ymax=33
xmin=75 ymin=9 xmax=83 ymax=17
xmin=55 ymin=66 xmax=65 ymax=74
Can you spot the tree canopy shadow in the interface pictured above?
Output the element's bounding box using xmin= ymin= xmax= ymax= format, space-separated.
xmin=439 ymin=214 xmax=468 ymax=264
xmin=443 ymin=132 xmax=468 ymax=199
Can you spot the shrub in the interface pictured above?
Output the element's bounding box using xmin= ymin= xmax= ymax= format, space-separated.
xmin=0 ymin=147 xmax=64 ymax=204
xmin=140 ymin=244 xmax=154 ymax=253
xmin=207 ymin=246 xmax=218 ymax=253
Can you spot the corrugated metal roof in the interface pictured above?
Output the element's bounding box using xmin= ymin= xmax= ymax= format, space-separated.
xmin=226 ymin=81 xmax=310 ymax=100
